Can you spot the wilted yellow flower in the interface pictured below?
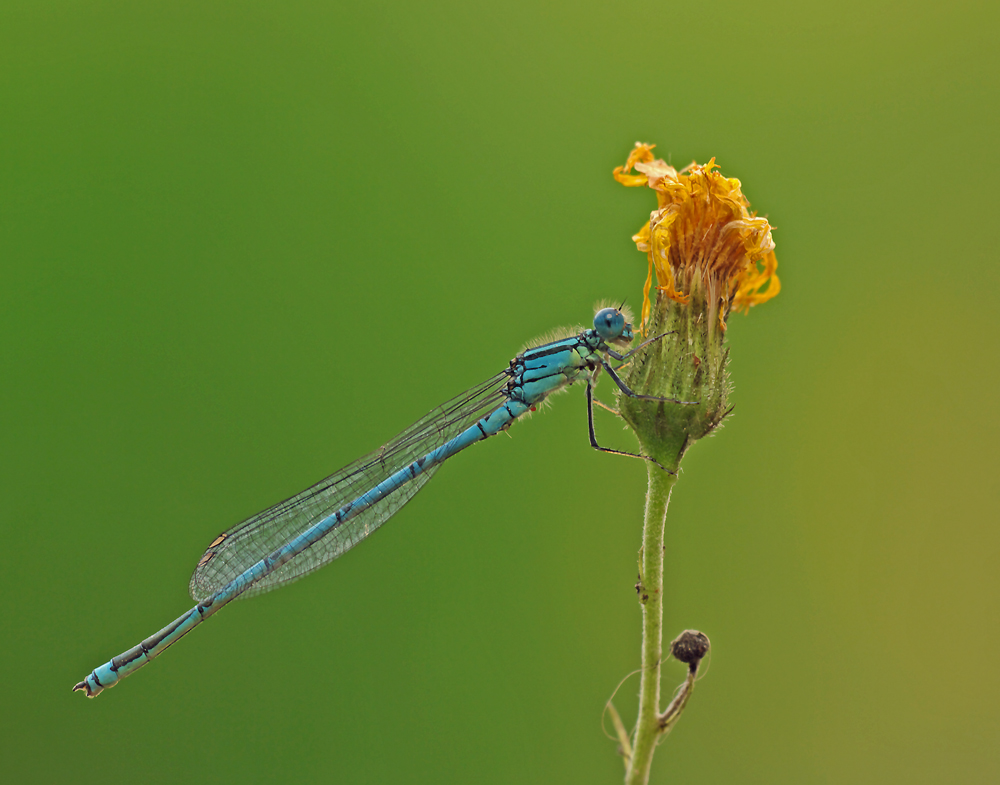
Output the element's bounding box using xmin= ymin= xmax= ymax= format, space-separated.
xmin=612 ymin=142 xmax=782 ymax=468
xmin=614 ymin=143 xmax=780 ymax=334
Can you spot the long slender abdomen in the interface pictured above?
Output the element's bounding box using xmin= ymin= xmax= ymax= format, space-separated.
xmin=74 ymin=396 xmax=531 ymax=697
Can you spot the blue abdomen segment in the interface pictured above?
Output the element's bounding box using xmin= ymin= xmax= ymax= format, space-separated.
xmin=78 ymin=605 xmax=206 ymax=696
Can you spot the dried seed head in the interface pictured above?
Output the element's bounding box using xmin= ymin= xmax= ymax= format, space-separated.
xmin=670 ymin=630 xmax=710 ymax=668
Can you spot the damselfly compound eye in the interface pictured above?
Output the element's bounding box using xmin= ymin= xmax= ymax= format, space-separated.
xmin=594 ymin=307 xmax=625 ymax=341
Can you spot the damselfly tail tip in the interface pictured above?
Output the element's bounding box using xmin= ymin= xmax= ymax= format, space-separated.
xmin=72 ymin=680 xmax=94 ymax=697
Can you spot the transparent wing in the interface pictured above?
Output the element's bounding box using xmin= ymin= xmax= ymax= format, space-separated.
xmin=189 ymin=372 xmax=509 ymax=602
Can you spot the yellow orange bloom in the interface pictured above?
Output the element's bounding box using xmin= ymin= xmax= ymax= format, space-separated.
xmin=614 ymin=143 xmax=780 ymax=333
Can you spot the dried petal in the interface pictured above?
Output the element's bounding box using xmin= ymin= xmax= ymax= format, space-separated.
xmin=614 ymin=144 xmax=779 ymax=333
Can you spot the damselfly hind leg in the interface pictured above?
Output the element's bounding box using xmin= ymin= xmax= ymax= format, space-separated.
xmin=586 ymin=381 xmax=674 ymax=474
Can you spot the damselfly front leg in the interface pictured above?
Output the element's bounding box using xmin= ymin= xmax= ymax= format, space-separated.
xmin=605 ymin=330 xmax=677 ymax=362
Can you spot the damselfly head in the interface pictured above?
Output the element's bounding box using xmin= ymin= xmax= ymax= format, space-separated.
xmin=594 ymin=307 xmax=633 ymax=344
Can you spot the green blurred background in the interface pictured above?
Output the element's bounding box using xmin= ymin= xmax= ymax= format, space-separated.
xmin=2 ymin=1 xmax=997 ymax=783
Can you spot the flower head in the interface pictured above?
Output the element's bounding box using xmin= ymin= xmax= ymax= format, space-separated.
xmin=614 ymin=143 xmax=779 ymax=335
xmin=612 ymin=143 xmax=781 ymax=468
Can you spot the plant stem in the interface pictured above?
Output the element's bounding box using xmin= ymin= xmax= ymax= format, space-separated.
xmin=625 ymin=463 xmax=677 ymax=785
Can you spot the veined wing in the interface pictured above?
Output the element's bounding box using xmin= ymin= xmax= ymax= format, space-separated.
xmin=189 ymin=372 xmax=509 ymax=601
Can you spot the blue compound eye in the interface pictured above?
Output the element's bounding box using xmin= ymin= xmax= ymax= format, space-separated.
xmin=594 ymin=307 xmax=625 ymax=340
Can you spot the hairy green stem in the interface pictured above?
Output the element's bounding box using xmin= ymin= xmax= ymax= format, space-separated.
xmin=625 ymin=463 xmax=677 ymax=785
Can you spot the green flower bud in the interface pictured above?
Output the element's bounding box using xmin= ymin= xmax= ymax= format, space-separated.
xmin=618 ymin=285 xmax=731 ymax=469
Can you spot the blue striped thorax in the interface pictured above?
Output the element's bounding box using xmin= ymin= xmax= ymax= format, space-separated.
xmin=504 ymin=307 xmax=634 ymax=407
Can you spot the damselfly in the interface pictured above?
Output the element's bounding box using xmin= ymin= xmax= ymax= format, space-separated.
xmin=74 ymin=306 xmax=687 ymax=697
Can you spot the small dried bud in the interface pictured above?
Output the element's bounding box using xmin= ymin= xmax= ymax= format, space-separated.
xmin=670 ymin=630 xmax=710 ymax=668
